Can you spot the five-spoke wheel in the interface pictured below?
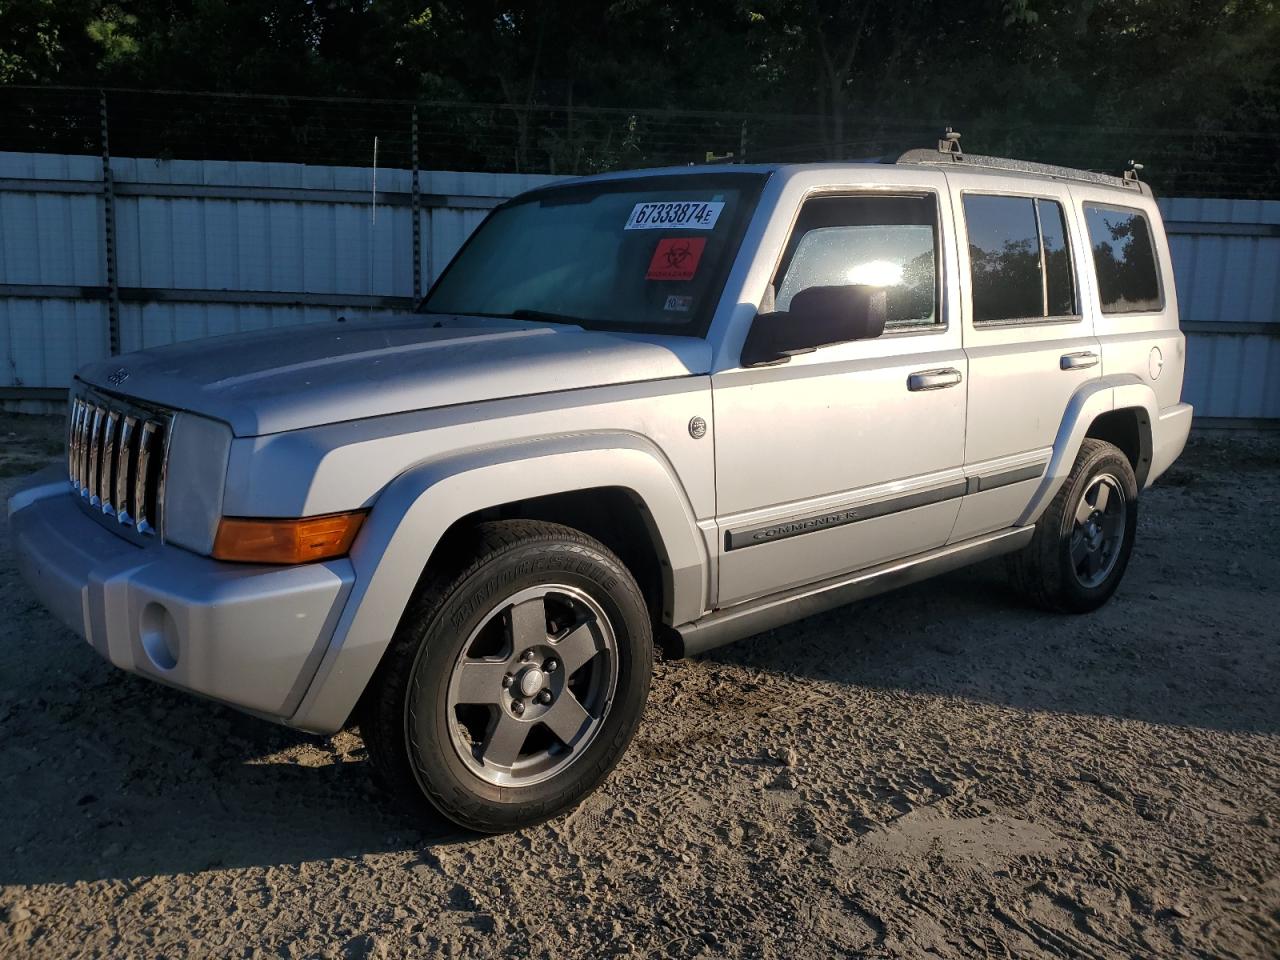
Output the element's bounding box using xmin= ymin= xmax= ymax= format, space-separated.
xmin=358 ymin=520 xmax=651 ymax=833
xmin=1069 ymin=473 xmax=1127 ymax=589
xmin=446 ymin=584 xmax=618 ymax=787
xmin=1007 ymin=438 xmax=1139 ymax=613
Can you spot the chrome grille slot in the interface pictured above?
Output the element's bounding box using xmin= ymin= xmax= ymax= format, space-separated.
xmin=115 ymin=415 xmax=135 ymax=523
xmin=67 ymin=395 xmax=171 ymax=537
xmin=86 ymin=407 xmax=102 ymax=506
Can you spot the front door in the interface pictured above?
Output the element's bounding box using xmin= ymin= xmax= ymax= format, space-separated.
xmin=712 ymin=187 xmax=968 ymax=607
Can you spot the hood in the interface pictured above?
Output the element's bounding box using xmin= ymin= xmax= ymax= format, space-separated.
xmin=77 ymin=315 xmax=712 ymax=436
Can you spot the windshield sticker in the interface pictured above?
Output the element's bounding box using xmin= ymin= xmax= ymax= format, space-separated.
xmin=664 ymin=294 xmax=694 ymax=312
xmin=625 ymin=201 xmax=724 ymax=230
xmin=647 ymin=238 xmax=706 ymax=281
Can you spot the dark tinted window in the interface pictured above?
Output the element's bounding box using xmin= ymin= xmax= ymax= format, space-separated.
xmin=1038 ymin=199 xmax=1076 ymax=316
xmin=964 ymin=194 xmax=1080 ymax=323
xmin=1084 ymin=205 xmax=1162 ymax=313
xmin=964 ymin=195 xmax=1043 ymax=322
xmin=774 ymin=195 xmax=938 ymax=330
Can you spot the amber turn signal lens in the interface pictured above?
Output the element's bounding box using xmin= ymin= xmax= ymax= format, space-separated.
xmin=212 ymin=511 xmax=366 ymax=564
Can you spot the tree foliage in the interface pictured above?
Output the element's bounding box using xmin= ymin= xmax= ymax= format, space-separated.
xmin=2 ymin=2 xmax=1275 ymax=125
xmin=1 ymin=1 xmax=1278 ymax=189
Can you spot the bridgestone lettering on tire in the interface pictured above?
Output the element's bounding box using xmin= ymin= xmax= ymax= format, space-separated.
xmin=358 ymin=520 xmax=653 ymax=833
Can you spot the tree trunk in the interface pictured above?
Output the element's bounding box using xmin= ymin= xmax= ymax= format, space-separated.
xmin=495 ymin=14 xmax=546 ymax=173
xmin=829 ymin=74 xmax=845 ymax=158
xmin=808 ymin=1 xmax=868 ymax=160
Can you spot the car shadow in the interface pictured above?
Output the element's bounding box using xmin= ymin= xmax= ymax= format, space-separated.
xmin=702 ymin=554 xmax=1280 ymax=739
xmin=0 ymin=658 xmax=471 ymax=887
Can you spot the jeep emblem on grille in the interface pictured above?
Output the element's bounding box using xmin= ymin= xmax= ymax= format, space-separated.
xmin=107 ymin=367 xmax=129 ymax=385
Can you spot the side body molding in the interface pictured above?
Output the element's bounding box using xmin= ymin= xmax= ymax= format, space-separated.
xmin=1016 ymin=374 xmax=1157 ymax=527
xmin=288 ymin=432 xmax=709 ymax=734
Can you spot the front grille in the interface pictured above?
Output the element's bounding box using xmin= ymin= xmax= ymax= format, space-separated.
xmin=67 ymin=394 xmax=171 ymax=536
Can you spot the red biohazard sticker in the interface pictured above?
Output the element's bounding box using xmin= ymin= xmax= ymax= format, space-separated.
xmin=646 ymin=237 xmax=706 ymax=281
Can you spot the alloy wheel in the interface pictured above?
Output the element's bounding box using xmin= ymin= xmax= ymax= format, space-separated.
xmin=1069 ymin=472 xmax=1127 ymax=589
xmin=444 ymin=584 xmax=618 ymax=788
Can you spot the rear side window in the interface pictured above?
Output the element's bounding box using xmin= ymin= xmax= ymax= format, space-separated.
xmin=1039 ymin=201 xmax=1075 ymax=316
xmin=773 ymin=194 xmax=939 ymax=331
xmin=1083 ymin=204 xmax=1162 ymax=313
xmin=963 ymin=194 xmax=1078 ymax=323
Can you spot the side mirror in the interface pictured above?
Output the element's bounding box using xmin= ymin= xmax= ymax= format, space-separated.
xmin=741 ymin=284 xmax=888 ymax=367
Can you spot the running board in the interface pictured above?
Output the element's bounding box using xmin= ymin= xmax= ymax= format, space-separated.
xmin=675 ymin=525 xmax=1035 ymax=657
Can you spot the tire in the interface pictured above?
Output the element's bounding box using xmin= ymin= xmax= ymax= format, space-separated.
xmin=1007 ymin=438 xmax=1139 ymax=614
xmin=357 ymin=520 xmax=652 ymax=833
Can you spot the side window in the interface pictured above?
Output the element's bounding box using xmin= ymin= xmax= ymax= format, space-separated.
xmin=963 ymin=194 xmax=1078 ymax=323
xmin=1039 ymin=199 xmax=1075 ymax=316
xmin=773 ymin=194 xmax=940 ymax=331
xmin=1083 ymin=204 xmax=1162 ymax=314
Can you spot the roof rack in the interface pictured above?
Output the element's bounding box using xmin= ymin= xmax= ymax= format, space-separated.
xmin=897 ymin=129 xmax=1140 ymax=191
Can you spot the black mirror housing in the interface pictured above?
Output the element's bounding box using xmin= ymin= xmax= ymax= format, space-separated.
xmin=741 ymin=284 xmax=888 ymax=367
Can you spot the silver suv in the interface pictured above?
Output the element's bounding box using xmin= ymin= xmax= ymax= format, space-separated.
xmin=10 ymin=145 xmax=1192 ymax=831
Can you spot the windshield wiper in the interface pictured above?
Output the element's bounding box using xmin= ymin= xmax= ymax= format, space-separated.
xmin=508 ymin=308 xmax=589 ymax=327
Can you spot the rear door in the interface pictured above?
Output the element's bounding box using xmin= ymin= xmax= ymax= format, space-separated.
xmin=944 ymin=172 xmax=1101 ymax=542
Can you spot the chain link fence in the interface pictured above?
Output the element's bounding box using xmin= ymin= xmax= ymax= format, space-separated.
xmin=2 ymin=85 xmax=1279 ymax=198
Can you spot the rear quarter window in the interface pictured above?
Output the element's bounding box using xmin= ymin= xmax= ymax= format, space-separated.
xmin=1083 ymin=204 xmax=1162 ymax=314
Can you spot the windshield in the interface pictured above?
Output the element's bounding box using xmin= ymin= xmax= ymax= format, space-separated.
xmin=420 ymin=173 xmax=768 ymax=335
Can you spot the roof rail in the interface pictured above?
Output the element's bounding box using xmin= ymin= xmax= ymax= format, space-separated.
xmin=897 ymin=134 xmax=1140 ymax=191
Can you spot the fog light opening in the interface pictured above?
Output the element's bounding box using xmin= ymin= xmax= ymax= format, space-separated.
xmin=139 ymin=602 xmax=180 ymax=671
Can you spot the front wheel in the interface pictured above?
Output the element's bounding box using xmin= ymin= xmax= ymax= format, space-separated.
xmin=358 ymin=520 xmax=652 ymax=833
xmin=1007 ymin=438 xmax=1139 ymax=613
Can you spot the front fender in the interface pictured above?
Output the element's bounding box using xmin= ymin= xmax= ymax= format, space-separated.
xmin=1016 ymin=375 xmax=1158 ymax=526
xmin=287 ymin=432 xmax=709 ymax=733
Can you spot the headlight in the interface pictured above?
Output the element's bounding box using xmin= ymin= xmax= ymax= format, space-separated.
xmin=162 ymin=412 xmax=233 ymax=554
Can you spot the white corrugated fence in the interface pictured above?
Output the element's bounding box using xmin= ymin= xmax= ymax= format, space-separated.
xmin=1158 ymin=197 xmax=1280 ymax=423
xmin=0 ymin=151 xmax=1276 ymax=423
xmin=0 ymin=150 xmax=559 ymax=399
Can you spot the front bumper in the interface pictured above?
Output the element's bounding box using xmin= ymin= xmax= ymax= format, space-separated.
xmin=9 ymin=467 xmax=354 ymax=721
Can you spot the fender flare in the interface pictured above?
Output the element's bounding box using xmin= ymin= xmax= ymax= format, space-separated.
xmin=287 ymin=431 xmax=709 ymax=733
xmin=1016 ymin=375 xmax=1157 ymax=526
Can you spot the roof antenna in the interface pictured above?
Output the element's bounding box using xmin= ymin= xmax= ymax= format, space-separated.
xmin=938 ymin=127 xmax=962 ymax=156
xmin=1123 ymin=159 xmax=1144 ymax=184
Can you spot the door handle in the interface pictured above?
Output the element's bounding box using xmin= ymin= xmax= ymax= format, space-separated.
xmin=1060 ymin=351 xmax=1099 ymax=370
xmin=907 ymin=368 xmax=963 ymax=391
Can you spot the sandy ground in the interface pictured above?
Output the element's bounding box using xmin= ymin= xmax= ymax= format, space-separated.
xmin=0 ymin=412 xmax=1277 ymax=959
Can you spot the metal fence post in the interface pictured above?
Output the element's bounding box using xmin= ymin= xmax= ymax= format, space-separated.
xmin=411 ymin=107 xmax=422 ymax=301
xmin=99 ymin=90 xmax=121 ymax=356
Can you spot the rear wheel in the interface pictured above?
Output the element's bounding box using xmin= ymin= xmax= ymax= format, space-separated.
xmin=1007 ymin=438 xmax=1139 ymax=613
xmin=358 ymin=520 xmax=652 ymax=832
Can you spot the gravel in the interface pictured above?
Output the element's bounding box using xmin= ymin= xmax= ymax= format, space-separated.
xmin=1 ymin=413 xmax=1277 ymax=959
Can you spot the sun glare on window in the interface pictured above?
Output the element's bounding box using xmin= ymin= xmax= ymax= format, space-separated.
xmin=846 ymin=260 xmax=904 ymax=287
